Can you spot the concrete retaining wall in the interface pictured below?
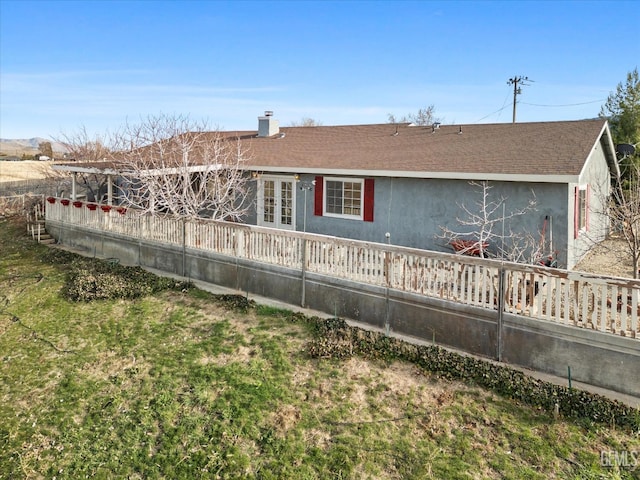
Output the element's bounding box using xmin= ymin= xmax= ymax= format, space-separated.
xmin=46 ymin=220 xmax=640 ymax=397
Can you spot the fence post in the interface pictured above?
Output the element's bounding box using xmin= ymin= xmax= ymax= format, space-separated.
xmin=384 ymin=249 xmax=391 ymax=336
xmin=137 ymin=215 xmax=142 ymax=266
xmin=497 ymin=266 xmax=505 ymax=362
xmin=182 ymin=218 xmax=186 ymax=277
xmin=300 ymin=237 xmax=308 ymax=307
xmin=233 ymin=227 xmax=240 ymax=291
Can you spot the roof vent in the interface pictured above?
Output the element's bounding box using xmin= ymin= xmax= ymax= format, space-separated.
xmin=431 ymin=122 xmax=441 ymax=133
xmin=258 ymin=111 xmax=279 ymax=137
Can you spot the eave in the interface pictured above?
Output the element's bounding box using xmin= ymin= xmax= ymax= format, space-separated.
xmin=249 ymin=166 xmax=579 ymax=184
xmin=53 ymin=162 xmax=579 ymax=184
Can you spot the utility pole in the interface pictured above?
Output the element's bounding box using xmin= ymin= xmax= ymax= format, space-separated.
xmin=507 ymin=76 xmax=531 ymax=123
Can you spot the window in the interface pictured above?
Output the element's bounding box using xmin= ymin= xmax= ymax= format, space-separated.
xmin=314 ymin=176 xmax=374 ymax=222
xmin=263 ymin=180 xmax=275 ymax=223
xmin=574 ymin=185 xmax=590 ymax=238
xmin=280 ymin=181 xmax=293 ymax=226
xmin=325 ymin=179 xmax=363 ymax=218
xmin=578 ymin=188 xmax=587 ymax=230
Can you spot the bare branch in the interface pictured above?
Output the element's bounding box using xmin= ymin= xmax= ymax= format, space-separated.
xmin=437 ymin=180 xmax=541 ymax=263
xmin=113 ymin=114 xmax=252 ymax=221
xmin=288 ymin=117 xmax=323 ymax=127
xmin=387 ymin=105 xmax=441 ymax=126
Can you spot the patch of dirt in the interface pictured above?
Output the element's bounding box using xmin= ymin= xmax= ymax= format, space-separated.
xmin=200 ymin=345 xmax=255 ymax=366
xmin=574 ymin=236 xmax=634 ymax=278
xmin=81 ymin=349 xmax=147 ymax=382
xmin=303 ymin=428 xmax=332 ymax=449
xmin=334 ymin=358 xmax=463 ymax=426
xmin=271 ymin=404 xmax=302 ymax=437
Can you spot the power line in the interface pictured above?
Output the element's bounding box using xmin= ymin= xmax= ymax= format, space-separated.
xmin=473 ymin=103 xmax=511 ymax=123
xmin=472 ymin=89 xmax=512 ymax=123
xmin=520 ymin=99 xmax=606 ymax=107
xmin=472 ymin=89 xmax=605 ymax=124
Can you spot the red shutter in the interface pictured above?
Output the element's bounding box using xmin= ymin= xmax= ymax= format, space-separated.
xmin=364 ymin=178 xmax=374 ymax=222
xmin=573 ymin=186 xmax=579 ymax=239
xmin=585 ymin=184 xmax=590 ymax=231
xmin=314 ymin=176 xmax=323 ymax=216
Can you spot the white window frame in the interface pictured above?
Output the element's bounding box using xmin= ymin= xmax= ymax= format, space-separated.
xmin=577 ymin=184 xmax=588 ymax=233
xmin=323 ymin=177 xmax=364 ymax=220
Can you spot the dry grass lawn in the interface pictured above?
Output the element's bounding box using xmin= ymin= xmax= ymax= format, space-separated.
xmin=0 ymin=160 xmax=57 ymax=182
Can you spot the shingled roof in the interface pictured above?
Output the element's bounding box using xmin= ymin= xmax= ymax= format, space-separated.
xmin=238 ymin=118 xmax=616 ymax=182
xmin=54 ymin=118 xmax=616 ymax=183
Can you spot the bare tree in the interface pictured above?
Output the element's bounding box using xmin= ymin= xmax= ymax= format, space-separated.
xmin=112 ymin=114 xmax=252 ymax=221
xmin=57 ymin=126 xmax=112 ymax=163
xmin=577 ymin=70 xmax=640 ymax=277
xmin=437 ymin=181 xmax=542 ymax=264
xmin=607 ymin=157 xmax=640 ymax=278
xmin=387 ymin=105 xmax=440 ymax=126
xmin=288 ymin=117 xmax=323 ymax=127
xmin=54 ymin=127 xmax=113 ymax=200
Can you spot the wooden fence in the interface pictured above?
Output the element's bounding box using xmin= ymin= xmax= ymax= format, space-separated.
xmin=0 ymin=194 xmax=44 ymax=217
xmin=45 ymin=198 xmax=640 ymax=340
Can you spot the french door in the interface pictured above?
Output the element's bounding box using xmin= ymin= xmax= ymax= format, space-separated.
xmin=258 ymin=176 xmax=295 ymax=230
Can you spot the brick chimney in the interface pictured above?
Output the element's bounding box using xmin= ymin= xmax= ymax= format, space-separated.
xmin=257 ymin=111 xmax=279 ymax=137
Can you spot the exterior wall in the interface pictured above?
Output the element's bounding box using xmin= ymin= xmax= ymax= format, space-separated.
xmin=249 ymin=175 xmax=570 ymax=267
xmin=567 ymin=137 xmax=612 ymax=269
xmin=44 ymin=222 xmax=640 ymax=397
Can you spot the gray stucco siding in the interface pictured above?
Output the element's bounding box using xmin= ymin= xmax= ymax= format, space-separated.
xmin=246 ymin=173 xmax=571 ymax=267
xmin=374 ymin=178 xmax=568 ymax=264
xmin=567 ymin=139 xmax=611 ymax=269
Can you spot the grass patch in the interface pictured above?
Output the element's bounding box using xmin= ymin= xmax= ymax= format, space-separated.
xmin=1 ymin=216 xmax=639 ymax=479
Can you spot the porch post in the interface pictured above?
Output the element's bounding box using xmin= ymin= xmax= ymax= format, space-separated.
xmin=71 ymin=173 xmax=77 ymax=200
xmin=107 ymin=174 xmax=113 ymax=205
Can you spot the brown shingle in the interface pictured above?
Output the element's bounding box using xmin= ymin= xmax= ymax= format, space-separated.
xmin=55 ymin=119 xmax=609 ymax=179
xmin=241 ymin=119 xmax=607 ymax=177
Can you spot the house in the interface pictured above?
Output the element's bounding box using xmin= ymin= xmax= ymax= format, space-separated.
xmin=242 ymin=114 xmax=618 ymax=269
xmin=54 ymin=113 xmax=619 ymax=269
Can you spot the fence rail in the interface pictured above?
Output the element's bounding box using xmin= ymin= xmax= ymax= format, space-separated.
xmin=45 ymin=197 xmax=640 ymax=340
xmin=0 ymin=193 xmax=44 ymax=216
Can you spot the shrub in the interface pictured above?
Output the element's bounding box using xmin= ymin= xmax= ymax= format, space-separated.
xmin=59 ymin=257 xmax=190 ymax=302
xmin=213 ymin=294 xmax=256 ymax=312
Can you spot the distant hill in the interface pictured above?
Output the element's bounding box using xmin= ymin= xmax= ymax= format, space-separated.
xmin=0 ymin=138 xmax=69 ymax=156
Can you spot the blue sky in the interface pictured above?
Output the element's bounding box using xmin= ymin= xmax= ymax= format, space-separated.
xmin=1 ymin=0 xmax=638 ymax=139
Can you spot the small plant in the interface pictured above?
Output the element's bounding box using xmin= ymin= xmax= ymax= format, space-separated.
xmin=213 ymin=294 xmax=256 ymax=312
